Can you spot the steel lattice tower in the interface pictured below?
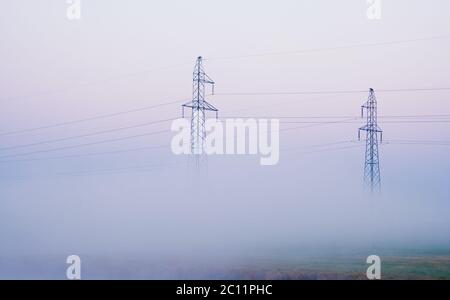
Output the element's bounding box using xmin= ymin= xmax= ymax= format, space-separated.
xmin=182 ymin=56 xmax=218 ymax=168
xmin=358 ymin=88 xmax=383 ymax=192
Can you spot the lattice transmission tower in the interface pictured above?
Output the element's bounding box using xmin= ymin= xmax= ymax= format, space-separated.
xmin=358 ymin=88 xmax=383 ymax=192
xmin=182 ymin=56 xmax=218 ymax=168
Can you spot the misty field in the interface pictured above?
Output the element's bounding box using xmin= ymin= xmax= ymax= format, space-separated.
xmin=222 ymin=254 xmax=450 ymax=280
xmin=1 ymin=249 xmax=450 ymax=279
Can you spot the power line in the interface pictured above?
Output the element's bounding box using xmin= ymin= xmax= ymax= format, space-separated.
xmin=0 ymin=144 xmax=169 ymax=163
xmin=300 ymin=144 xmax=365 ymax=155
xmin=58 ymin=161 xmax=183 ymax=177
xmin=0 ymin=141 xmax=362 ymax=163
xmin=280 ymin=120 xmax=450 ymax=124
xmin=0 ymin=118 xmax=174 ymax=151
xmin=376 ymin=87 xmax=450 ymax=93
xmin=0 ymin=62 xmax=193 ymax=103
xmin=2 ymin=35 xmax=449 ymax=136
xmin=2 ymin=117 xmax=447 ymax=159
xmin=379 ymin=120 xmax=450 ymax=123
xmin=3 ymin=34 xmax=448 ymax=105
xmin=387 ymin=143 xmax=450 ymax=146
xmin=386 ymin=140 xmax=450 ymax=146
xmin=379 ymin=115 xmax=450 ymax=119
xmin=282 ymin=139 xmax=450 ymax=154
xmin=280 ymin=118 xmax=358 ymax=132
xmin=208 ymin=35 xmax=450 ymax=61
xmin=215 ymin=87 xmax=450 ymax=97
xmin=281 ymin=118 xmax=450 ymax=124
xmin=0 ymin=129 xmax=170 ymax=160
xmin=1 ymin=90 xmax=447 ymax=139
xmin=2 ymin=113 xmax=447 ymax=153
xmin=282 ymin=140 xmax=356 ymax=152
xmin=217 ymin=90 xmax=367 ymax=96
xmin=387 ymin=139 xmax=450 ymax=143
xmin=0 ymin=99 xmax=187 ymax=137
xmin=283 ymin=144 xmax=365 ymax=156
xmin=221 ymin=114 xmax=450 ymax=119
xmin=0 ymin=161 xmax=184 ymax=181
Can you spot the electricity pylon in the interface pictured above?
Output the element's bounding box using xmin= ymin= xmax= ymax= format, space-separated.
xmin=358 ymin=88 xmax=383 ymax=192
xmin=182 ymin=56 xmax=218 ymax=168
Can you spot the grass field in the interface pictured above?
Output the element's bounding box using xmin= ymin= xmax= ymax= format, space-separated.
xmin=1 ymin=249 xmax=450 ymax=279
xmin=220 ymin=249 xmax=450 ymax=280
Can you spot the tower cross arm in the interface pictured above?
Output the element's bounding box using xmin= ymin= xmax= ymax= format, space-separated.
xmin=204 ymin=74 xmax=215 ymax=85
xmin=182 ymin=100 xmax=217 ymax=112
